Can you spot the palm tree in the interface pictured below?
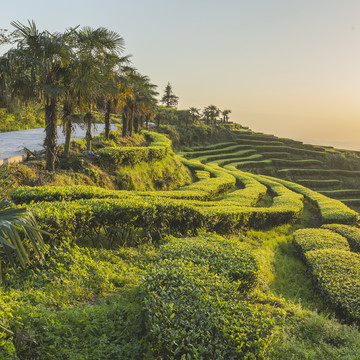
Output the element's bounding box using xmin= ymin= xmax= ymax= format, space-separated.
xmin=0 ymin=168 xmax=45 ymax=269
xmin=222 ymin=109 xmax=231 ymax=123
xmin=188 ymin=107 xmax=201 ymax=124
xmin=7 ymin=20 xmax=74 ymax=171
xmin=120 ymin=70 xmax=158 ymax=136
xmin=74 ymin=26 xmax=127 ymax=149
xmin=203 ymin=105 xmax=220 ymax=125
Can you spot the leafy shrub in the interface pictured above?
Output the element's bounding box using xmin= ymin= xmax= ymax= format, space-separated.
xmin=266 ymin=176 xmax=358 ymax=225
xmin=293 ymin=228 xmax=350 ymax=256
xmin=305 ymin=249 xmax=360 ymax=324
xmin=159 ymin=234 xmax=258 ymax=291
xmin=144 ymin=259 xmax=274 ymax=359
xmin=321 ymin=224 xmax=360 ymax=252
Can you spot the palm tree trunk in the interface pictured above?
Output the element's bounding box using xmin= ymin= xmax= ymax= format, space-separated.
xmin=129 ymin=104 xmax=134 ymax=137
xmin=122 ymin=110 xmax=128 ymax=136
xmin=63 ymin=103 xmax=72 ymax=159
xmin=85 ymin=112 xmax=92 ymax=151
xmin=134 ymin=116 xmax=139 ymax=134
xmin=44 ymin=96 xmax=58 ymax=171
xmin=104 ymin=98 xmax=111 ymax=139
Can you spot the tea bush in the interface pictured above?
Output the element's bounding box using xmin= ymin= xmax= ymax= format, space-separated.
xmin=293 ymin=228 xmax=350 ymax=256
xmin=321 ymin=224 xmax=360 ymax=252
xmin=305 ymin=249 xmax=360 ymax=324
xmin=159 ymin=234 xmax=258 ymax=291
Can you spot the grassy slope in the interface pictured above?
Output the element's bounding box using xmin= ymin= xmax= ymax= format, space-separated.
xmin=2 ymin=124 xmax=360 ymax=359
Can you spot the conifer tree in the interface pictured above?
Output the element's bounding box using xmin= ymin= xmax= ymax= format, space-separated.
xmin=161 ymin=82 xmax=179 ymax=108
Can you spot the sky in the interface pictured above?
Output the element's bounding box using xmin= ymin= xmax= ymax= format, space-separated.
xmin=1 ymin=0 xmax=360 ymax=150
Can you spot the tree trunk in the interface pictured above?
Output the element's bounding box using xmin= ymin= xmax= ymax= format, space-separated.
xmin=122 ymin=110 xmax=128 ymax=137
xmin=104 ymin=98 xmax=111 ymax=139
xmin=129 ymin=104 xmax=134 ymax=137
xmin=63 ymin=103 xmax=72 ymax=159
xmin=134 ymin=116 xmax=139 ymax=134
xmin=44 ymin=97 xmax=58 ymax=171
xmin=85 ymin=112 xmax=92 ymax=151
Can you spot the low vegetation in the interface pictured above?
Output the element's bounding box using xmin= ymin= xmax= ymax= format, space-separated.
xmin=1 ymin=24 xmax=360 ymax=355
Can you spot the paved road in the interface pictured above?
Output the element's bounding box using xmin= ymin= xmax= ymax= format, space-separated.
xmin=0 ymin=124 xmax=116 ymax=160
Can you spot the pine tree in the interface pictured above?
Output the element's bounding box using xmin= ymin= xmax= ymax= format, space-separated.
xmin=161 ymin=82 xmax=179 ymax=108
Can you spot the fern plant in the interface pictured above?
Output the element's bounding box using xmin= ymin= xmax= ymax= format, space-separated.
xmin=0 ymin=168 xmax=45 ymax=269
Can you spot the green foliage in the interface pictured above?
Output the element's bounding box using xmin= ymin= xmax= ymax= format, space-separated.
xmin=0 ymin=169 xmax=45 ymax=269
xmin=321 ymin=223 xmax=360 ymax=252
xmin=159 ymin=234 xmax=258 ymax=291
xmin=144 ymin=241 xmax=274 ymax=359
xmin=305 ymin=249 xmax=360 ymax=324
xmin=293 ymin=228 xmax=350 ymax=256
xmin=0 ymin=244 xmax=149 ymax=359
xmin=265 ymin=176 xmax=358 ymax=225
xmin=0 ymin=105 xmax=45 ymax=132
xmin=98 ymin=146 xmax=168 ymax=169
xmin=98 ymin=131 xmax=172 ymax=170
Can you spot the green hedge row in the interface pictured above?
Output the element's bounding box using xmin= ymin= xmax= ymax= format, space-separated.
xmin=296 ymin=179 xmax=342 ymax=189
xmin=28 ymin=183 xmax=304 ymax=243
xmin=98 ymin=131 xmax=172 ymax=169
xmin=319 ymin=189 xmax=360 ymax=199
xmin=193 ymin=149 xmax=257 ymax=163
xmin=183 ymin=144 xmax=252 ymax=159
xmin=235 ymin=139 xmax=284 ymax=146
xmin=279 ymin=168 xmax=360 ymax=178
xmin=261 ymin=151 xmax=291 ymax=159
xmin=189 ymin=141 xmax=237 ymax=152
xmin=264 ymin=176 xmax=358 ymax=225
xmin=159 ymin=234 xmax=258 ymax=291
xmin=222 ymin=166 xmax=268 ymax=206
xmin=305 ymin=249 xmax=360 ymax=324
xmin=144 ymin=233 xmax=275 ymax=358
xmin=271 ymin=159 xmax=323 ymax=168
xmin=293 ymin=228 xmax=350 ymax=256
xmin=321 ymin=224 xmax=360 ymax=252
xmin=236 ymin=159 xmax=273 ymax=168
xmin=255 ymin=146 xmax=326 ymax=157
xmin=98 ymin=146 xmax=168 ymax=169
xmin=215 ymin=154 xmax=263 ymax=167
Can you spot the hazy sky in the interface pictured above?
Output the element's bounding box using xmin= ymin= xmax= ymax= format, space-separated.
xmin=1 ymin=1 xmax=360 ymax=150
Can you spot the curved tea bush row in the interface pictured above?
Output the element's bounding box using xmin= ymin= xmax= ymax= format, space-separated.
xmin=278 ymin=168 xmax=360 ymax=178
xmin=235 ymin=139 xmax=284 ymax=146
xmin=189 ymin=141 xmax=236 ymax=152
xmin=98 ymin=131 xmax=172 ymax=169
xmin=183 ymin=144 xmax=252 ymax=159
xmin=235 ymin=159 xmax=273 ymax=169
xmin=178 ymin=160 xmax=236 ymax=198
xmin=159 ymin=234 xmax=258 ymax=291
xmin=296 ymin=179 xmax=342 ymax=189
xmin=262 ymin=176 xmax=358 ymax=224
xmin=11 ymin=185 xmax=134 ymax=204
xmin=305 ymin=249 xmax=360 ymax=324
xmin=321 ymin=224 xmax=360 ymax=252
xmin=271 ymin=159 xmax=323 ymax=168
xmin=192 ymin=149 xmax=257 ymax=164
xmin=255 ymin=146 xmax=326 ymax=157
xmin=195 ymin=170 xmax=210 ymax=179
xmin=221 ymin=166 xmax=267 ymax=206
xmin=293 ymin=228 xmax=350 ymax=256
xmin=293 ymin=226 xmax=360 ymax=324
xmin=27 ymin=183 xmax=304 ymax=242
xmin=215 ymin=154 xmax=263 ymax=167
xmin=319 ymin=189 xmax=360 ymax=199
xmin=261 ymin=151 xmax=291 ymax=159
xmin=144 ymin=234 xmax=275 ymax=359
xmin=12 ymin=160 xmax=236 ymax=204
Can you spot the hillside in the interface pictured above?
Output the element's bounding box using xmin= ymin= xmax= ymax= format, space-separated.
xmin=2 ymin=124 xmax=360 ymax=359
